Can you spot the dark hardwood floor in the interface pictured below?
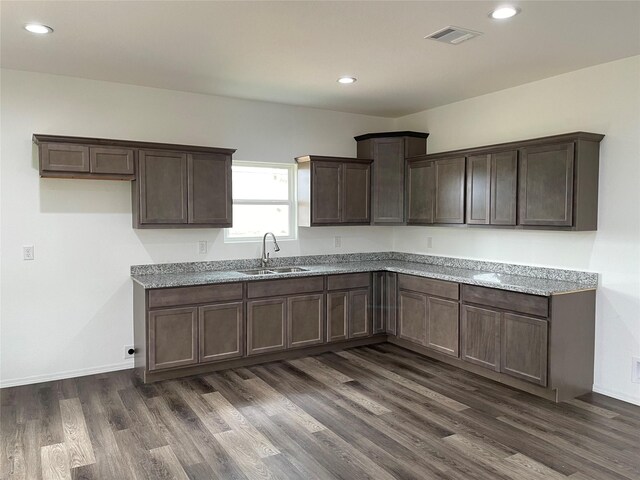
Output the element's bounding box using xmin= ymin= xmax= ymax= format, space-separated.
xmin=2 ymin=343 xmax=639 ymax=480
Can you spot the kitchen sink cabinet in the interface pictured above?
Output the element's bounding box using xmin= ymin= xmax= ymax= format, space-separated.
xmin=247 ymin=298 xmax=287 ymax=356
xmin=355 ymin=131 xmax=429 ymax=225
xmin=296 ymin=155 xmax=372 ymax=226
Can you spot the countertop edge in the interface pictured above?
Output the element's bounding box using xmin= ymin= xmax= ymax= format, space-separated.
xmin=131 ymin=263 xmax=597 ymax=296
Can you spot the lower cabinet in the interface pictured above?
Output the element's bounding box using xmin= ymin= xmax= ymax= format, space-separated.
xmin=288 ymin=294 xmax=324 ymax=348
xmin=247 ymin=298 xmax=287 ymax=356
xmin=397 ymin=275 xmax=460 ymax=358
xmin=149 ymin=307 xmax=198 ymax=371
xmin=199 ymin=302 xmax=243 ymax=363
xmin=461 ymin=305 xmax=548 ymax=386
xmin=326 ymin=273 xmax=372 ymax=342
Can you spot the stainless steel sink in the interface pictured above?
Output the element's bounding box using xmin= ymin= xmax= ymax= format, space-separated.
xmin=238 ymin=267 xmax=308 ymax=276
xmin=269 ymin=267 xmax=308 ymax=273
xmin=239 ymin=269 xmax=276 ymax=275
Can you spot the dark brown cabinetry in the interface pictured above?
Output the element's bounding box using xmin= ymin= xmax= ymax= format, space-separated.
xmin=466 ymin=151 xmax=517 ymax=225
xmin=326 ymin=273 xmax=372 ymax=341
xmin=407 ymin=156 xmax=465 ymax=225
xmin=355 ymin=132 xmax=428 ymax=225
xmin=33 ymin=134 xmax=235 ymax=228
xmin=461 ymin=285 xmax=549 ymax=386
xmin=34 ymin=135 xmax=136 ymax=180
xmin=148 ymin=307 xmax=198 ymax=371
xmin=296 ymin=155 xmax=372 ymax=226
xmin=199 ymin=302 xmax=243 ymax=363
xmin=247 ymin=298 xmax=287 ymax=356
xmin=407 ymin=132 xmax=603 ymax=230
xmin=373 ymin=271 xmax=397 ymax=334
xmin=134 ymin=149 xmax=233 ymax=228
xmin=288 ymin=294 xmax=324 ymax=348
xmin=397 ymin=274 xmax=460 ymax=358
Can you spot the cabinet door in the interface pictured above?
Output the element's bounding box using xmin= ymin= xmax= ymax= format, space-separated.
xmin=148 ymin=307 xmax=197 ymax=371
xmin=398 ymin=290 xmax=427 ymax=345
xmin=385 ymin=273 xmax=398 ymax=335
xmin=372 ymin=272 xmax=386 ymax=334
xmin=519 ymin=143 xmax=574 ymax=226
xmin=490 ymin=151 xmax=517 ymax=225
xmin=501 ymin=313 xmax=548 ymax=386
xmin=199 ymin=302 xmax=243 ymax=363
xmin=349 ymin=288 xmax=371 ymax=338
xmin=188 ymin=153 xmax=232 ymax=226
xmin=372 ymin=138 xmax=405 ymax=224
xmin=138 ymin=150 xmax=188 ymax=224
xmin=312 ymin=162 xmax=342 ymax=224
xmin=426 ymin=297 xmax=459 ymax=357
xmin=288 ymin=294 xmax=324 ymax=348
xmin=407 ymin=160 xmax=434 ymax=224
xmin=466 ymin=155 xmax=490 ymax=224
xmin=434 ymin=157 xmax=465 ymax=224
xmin=343 ymin=163 xmax=370 ymax=223
xmin=327 ymin=292 xmax=348 ymax=342
xmin=247 ymin=298 xmax=286 ymax=356
xmin=41 ymin=143 xmax=90 ymax=173
xmin=90 ymin=147 xmax=134 ymax=175
xmin=461 ymin=305 xmax=500 ymax=371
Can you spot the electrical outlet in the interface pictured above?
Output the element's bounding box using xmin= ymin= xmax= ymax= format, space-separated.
xmin=632 ymin=356 xmax=640 ymax=384
xmin=23 ymin=245 xmax=34 ymax=260
xmin=334 ymin=236 xmax=341 ymax=248
xmin=124 ymin=345 xmax=136 ymax=359
xmin=426 ymin=237 xmax=433 ymax=249
xmin=198 ymin=240 xmax=207 ymax=255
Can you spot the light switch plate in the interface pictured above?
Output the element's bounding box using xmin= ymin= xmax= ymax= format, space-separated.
xmin=426 ymin=237 xmax=433 ymax=249
xmin=334 ymin=236 xmax=341 ymax=248
xmin=198 ymin=240 xmax=207 ymax=255
xmin=633 ymin=356 xmax=640 ymax=384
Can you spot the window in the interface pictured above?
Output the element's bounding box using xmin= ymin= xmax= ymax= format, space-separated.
xmin=224 ymin=162 xmax=297 ymax=242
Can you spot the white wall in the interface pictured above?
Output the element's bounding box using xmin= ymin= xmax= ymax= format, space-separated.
xmin=394 ymin=55 xmax=640 ymax=405
xmin=0 ymin=69 xmax=395 ymax=386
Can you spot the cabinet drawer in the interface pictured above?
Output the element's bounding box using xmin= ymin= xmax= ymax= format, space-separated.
xmin=327 ymin=273 xmax=370 ymax=291
xmin=148 ymin=283 xmax=243 ymax=309
xmin=398 ymin=274 xmax=459 ymax=300
xmin=462 ymin=285 xmax=548 ymax=318
xmin=247 ymin=276 xmax=324 ymax=298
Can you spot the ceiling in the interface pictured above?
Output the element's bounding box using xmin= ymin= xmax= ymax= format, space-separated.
xmin=2 ymin=1 xmax=639 ymax=117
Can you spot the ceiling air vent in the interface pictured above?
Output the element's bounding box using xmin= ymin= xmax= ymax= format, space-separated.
xmin=425 ymin=26 xmax=482 ymax=45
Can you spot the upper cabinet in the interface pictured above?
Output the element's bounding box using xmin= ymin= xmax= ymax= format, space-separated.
xmin=33 ymin=134 xmax=235 ymax=229
xmin=296 ymin=155 xmax=372 ymax=227
xmin=407 ymin=155 xmax=465 ymax=225
xmin=133 ymin=149 xmax=233 ymax=229
xmin=355 ymin=131 xmax=428 ymax=225
xmin=34 ymin=135 xmax=135 ymax=180
xmin=407 ymin=132 xmax=604 ymax=231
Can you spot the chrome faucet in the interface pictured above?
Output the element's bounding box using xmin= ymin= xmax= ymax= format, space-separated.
xmin=261 ymin=232 xmax=280 ymax=268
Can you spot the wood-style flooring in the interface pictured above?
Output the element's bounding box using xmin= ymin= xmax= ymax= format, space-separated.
xmin=2 ymin=344 xmax=639 ymax=480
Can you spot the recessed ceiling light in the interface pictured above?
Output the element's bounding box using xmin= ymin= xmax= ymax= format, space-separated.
xmin=24 ymin=23 xmax=53 ymax=34
xmin=489 ymin=6 xmax=520 ymax=19
xmin=337 ymin=76 xmax=357 ymax=85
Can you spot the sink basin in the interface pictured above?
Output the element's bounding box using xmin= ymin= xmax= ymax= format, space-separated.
xmin=239 ymin=269 xmax=276 ymax=275
xmin=237 ymin=267 xmax=308 ymax=276
xmin=269 ymin=267 xmax=308 ymax=273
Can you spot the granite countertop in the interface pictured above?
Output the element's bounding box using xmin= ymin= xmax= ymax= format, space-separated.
xmin=131 ymin=255 xmax=597 ymax=296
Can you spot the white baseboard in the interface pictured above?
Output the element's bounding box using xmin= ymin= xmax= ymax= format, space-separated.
xmin=592 ymin=384 xmax=640 ymax=406
xmin=0 ymin=361 xmax=134 ymax=388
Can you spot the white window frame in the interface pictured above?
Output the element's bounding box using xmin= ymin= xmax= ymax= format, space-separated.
xmin=224 ymin=161 xmax=297 ymax=243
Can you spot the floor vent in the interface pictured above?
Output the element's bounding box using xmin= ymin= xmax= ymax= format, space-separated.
xmin=425 ymin=26 xmax=483 ymax=45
